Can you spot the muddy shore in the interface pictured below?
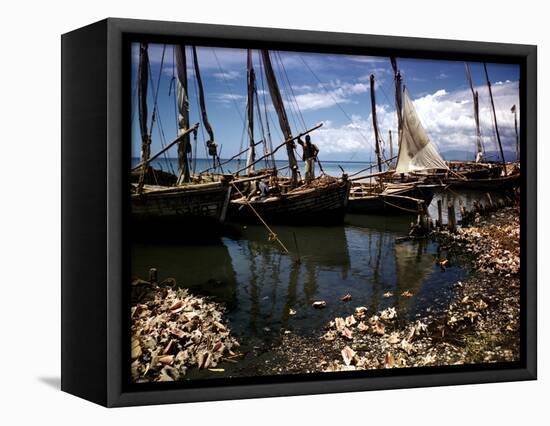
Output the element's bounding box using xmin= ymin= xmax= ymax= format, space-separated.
xmin=131 ymin=201 xmax=520 ymax=380
xmin=260 ymin=203 xmax=521 ymax=374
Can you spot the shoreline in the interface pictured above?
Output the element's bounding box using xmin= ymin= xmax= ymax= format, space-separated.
xmin=130 ymin=199 xmax=520 ymax=380
xmin=262 ymin=201 xmax=521 ymax=374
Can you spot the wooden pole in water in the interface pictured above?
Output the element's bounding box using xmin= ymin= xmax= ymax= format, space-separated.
xmin=447 ymin=202 xmax=457 ymax=233
xmin=437 ymin=199 xmax=443 ymax=228
xmin=512 ymin=104 xmax=519 ymax=162
xmin=149 ymin=268 xmax=158 ymax=284
xmin=230 ymin=183 xmax=289 ymax=253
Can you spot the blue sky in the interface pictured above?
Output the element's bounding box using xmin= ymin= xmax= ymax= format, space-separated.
xmin=131 ymin=43 xmax=520 ymax=163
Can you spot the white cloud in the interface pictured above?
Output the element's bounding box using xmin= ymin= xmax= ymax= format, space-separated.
xmin=409 ymin=80 xmax=520 ymax=154
xmin=289 ymin=81 xmax=370 ymax=111
xmin=213 ymin=93 xmax=245 ymax=105
xmin=297 ymin=80 xmax=519 ymax=160
xmin=212 ymin=71 xmax=240 ymax=80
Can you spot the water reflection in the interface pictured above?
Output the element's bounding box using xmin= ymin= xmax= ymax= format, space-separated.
xmin=132 ymin=218 xmax=465 ymax=346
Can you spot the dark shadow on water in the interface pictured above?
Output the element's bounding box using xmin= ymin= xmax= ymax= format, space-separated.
xmin=38 ymin=376 xmax=61 ymax=390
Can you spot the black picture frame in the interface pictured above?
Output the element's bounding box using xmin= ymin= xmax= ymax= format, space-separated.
xmin=61 ymin=17 xmax=537 ymax=407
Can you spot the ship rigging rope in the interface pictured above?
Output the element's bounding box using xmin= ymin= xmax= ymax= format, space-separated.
xmin=189 ymin=65 xmax=210 ymax=167
xmin=298 ymin=55 xmax=375 ymax=162
xmin=210 ymin=48 xmax=247 ymax=127
xmin=144 ymin=45 xmax=177 ymax=176
xmin=257 ymin=53 xmax=288 ymax=174
xmin=275 ymin=52 xmax=308 ymax=132
xmin=147 ymin=45 xmax=167 ymax=141
xmin=257 ymin=54 xmax=276 ymax=169
xmin=273 ymin=56 xmax=303 ymax=135
xmin=382 ymin=198 xmax=422 ymax=214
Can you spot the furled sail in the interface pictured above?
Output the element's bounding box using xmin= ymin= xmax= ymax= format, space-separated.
xmin=175 ymin=45 xmax=191 ymax=183
xmin=395 ymin=89 xmax=448 ymax=173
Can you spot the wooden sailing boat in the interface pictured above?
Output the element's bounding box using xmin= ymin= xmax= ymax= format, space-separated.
xmin=447 ymin=63 xmax=520 ymax=190
xmin=131 ymin=43 xmax=231 ymax=230
xmin=227 ymin=50 xmax=351 ymax=225
xmin=446 ymin=63 xmax=504 ymax=181
xmin=347 ymin=73 xmax=436 ymax=215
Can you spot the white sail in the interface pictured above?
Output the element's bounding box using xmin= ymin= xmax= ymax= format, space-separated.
xmin=395 ymin=89 xmax=448 ymax=173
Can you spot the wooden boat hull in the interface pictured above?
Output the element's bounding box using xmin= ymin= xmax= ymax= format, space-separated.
xmin=447 ymin=173 xmax=520 ymax=191
xmin=347 ymin=184 xmax=435 ymax=215
xmin=130 ymin=166 xmax=178 ymax=186
xmin=131 ymin=181 xmax=231 ymax=225
xmin=228 ymin=179 xmax=351 ymax=225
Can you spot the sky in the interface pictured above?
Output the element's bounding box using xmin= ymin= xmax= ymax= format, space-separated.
xmin=131 ymin=43 xmax=520 ymax=163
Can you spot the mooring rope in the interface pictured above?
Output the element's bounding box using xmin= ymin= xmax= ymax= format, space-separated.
xmin=230 ymin=183 xmax=289 ymax=253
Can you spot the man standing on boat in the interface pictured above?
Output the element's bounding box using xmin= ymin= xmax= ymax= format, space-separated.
xmin=297 ymin=134 xmax=319 ymax=183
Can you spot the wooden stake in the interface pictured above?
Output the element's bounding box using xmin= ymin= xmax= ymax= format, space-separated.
xmin=149 ymin=268 xmax=158 ymax=284
xmin=447 ymin=202 xmax=457 ymax=233
xmin=231 ymin=183 xmax=289 ymax=253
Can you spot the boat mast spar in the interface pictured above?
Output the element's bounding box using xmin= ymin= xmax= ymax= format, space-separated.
xmin=175 ymin=45 xmax=192 ymax=183
xmin=465 ymin=63 xmax=484 ymax=163
xmin=260 ymin=50 xmax=299 ymax=186
xmin=137 ymin=42 xmax=151 ymax=192
xmin=246 ymin=49 xmax=256 ymax=174
xmin=483 ymin=63 xmax=507 ymax=175
xmin=369 ymin=74 xmax=383 ymax=173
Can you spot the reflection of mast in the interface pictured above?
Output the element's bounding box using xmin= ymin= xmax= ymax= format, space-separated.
xmin=464 ymin=63 xmax=483 ymax=163
xmin=393 ymin=240 xmax=434 ymax=312
xmin=174 ymin=45 xmax=191 ymax=182
xmin=483 ymin=63 xmax=507 ymax=174
xmin=260 ymin=50 xmax=299 ymax=185
xmin=247 ymin=241 xmax=260 ymax=334
xmin=280 ymin=258 xmax=300 ymax=330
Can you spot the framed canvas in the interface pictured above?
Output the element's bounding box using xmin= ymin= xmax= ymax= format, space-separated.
xmin=61 ymin=18 xmax=537 ymax=407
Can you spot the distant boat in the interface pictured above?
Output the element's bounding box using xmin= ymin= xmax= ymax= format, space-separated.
xmin=348 ymin=182 xmax=435 ymax=215
xmin=445 ymin=63 xmax=520 ymax=190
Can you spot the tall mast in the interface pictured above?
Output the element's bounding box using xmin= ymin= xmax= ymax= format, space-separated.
xmin=389 ymin=130 xmax=393 ymax=160
xmin=191 ymin=46 xmax=217 ymax=168
xmin=465 ymin=63 xmax=483 ymax=163
xmin=174 ymin=45 xmax=191 ymax=183
xmin=390 ymin=57 xmax=403 ymax=137
xmin=260 ymin=50 xmax=299 ymax=185
xmin=511 ymin=104 xmax=519 ymax=162
xmin=369 ymin=74 xmax=383 ymax=172
xmin=246 ymin=49 xmax=256 ymax=174
xmin=483 ymin=63 xmax=507 ymax=175
xmin=137 ymin=42 xmax=151 ymax=191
